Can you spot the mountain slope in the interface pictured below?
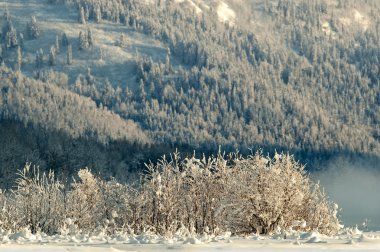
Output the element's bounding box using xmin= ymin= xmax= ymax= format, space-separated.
xmin=0 ymin=65 xmax=151 ymax=187
xmin=0 ymin=66 xmax=148 ymax=144
xmin=0 ymin=0 xmax=379 ymax=178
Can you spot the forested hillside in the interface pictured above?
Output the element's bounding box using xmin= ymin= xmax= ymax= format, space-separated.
xmin=0 ymin=0 xmax=379 ymax=185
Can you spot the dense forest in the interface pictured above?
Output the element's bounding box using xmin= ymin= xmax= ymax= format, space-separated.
xmin=0 ymin=0 xmax=380 ymax=185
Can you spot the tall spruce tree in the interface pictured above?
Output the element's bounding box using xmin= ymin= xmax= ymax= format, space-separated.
xmin=27 ymin=16 xmax=40 ymax=39
xmin=55 ymin=35 xmax=60 ymax=54
xmin=67 ymin=44 xmax=73 ymax=65
xmin=49 ymin=46 xmax=56 ymax=66
xmin=16 ymin=46 xmax=22 ymax=71
xmin=61 ymin=32 xmax=69 ymax=47
xmin=94 ymin=4 xmax=102 ymax=23
xmin=35 ymin=48 xmax=44 ymax=68
xmin=79 ymin=6 xmax=86 ymax=24
xmin=79 ymin=31 xmax=88 ymax=50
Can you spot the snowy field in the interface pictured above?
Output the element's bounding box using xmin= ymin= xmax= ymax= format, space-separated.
xmin=1 ymin=228 xmax=380 ymax=251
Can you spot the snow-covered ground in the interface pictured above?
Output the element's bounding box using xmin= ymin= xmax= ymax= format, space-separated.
xmin=1 ymin=228 xmax=380 ymax=251
xmin=143 ymin=0 xmax=237 ymax=25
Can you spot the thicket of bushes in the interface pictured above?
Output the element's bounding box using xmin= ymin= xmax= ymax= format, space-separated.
xmin=0 ymin=152 xmax=340 ymax=237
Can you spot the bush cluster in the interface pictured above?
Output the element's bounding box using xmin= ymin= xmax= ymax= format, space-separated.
xmin=0 ymin=152 xmax=340 ymax=236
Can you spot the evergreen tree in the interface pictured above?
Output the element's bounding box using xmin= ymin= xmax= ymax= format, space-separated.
xmin=35 ymin=48 xmax=44 ymax=68
xmin=67 ymin=44 xmax=73 ymax=65
xmin=79 ymin=31 xmax=88 ymax=50
xmin=3 ymin=6 xmax=10 ymax=22
xmin=27 ymin=16 xmax=40 ymax=39
xmin=87 ymin=28 xmax=94 ymax=48
xmin=94 ymin=4 xmax=102 ymax=23
xmin=55 ymin=35 xmax=60 ymax=54
xmin=61 ymin=32 xmax=69 ymax=47
xmin=3 ymin=19 xmax=18 ymax=48
xmin=49 ymin=46 xmax=56 ymax=66
xmin=19 ymin=33 xmax=24 ymax=48
xmin=86 ymin=67 xmax=94 ymax=85
xmin=165 ymin=47 xmax=171 ymax=74
xmin=84 ymin=4 xmax=90 ymax=21
xmin=79 ymin=6 xmax=86 ymax=24
xmin=0 ymin=46 xmax=3 ymax=64
xmin=16 ymin=46 xmax=22 ymax=71
xmin=5 ymin=29 xmax=18 ymax=48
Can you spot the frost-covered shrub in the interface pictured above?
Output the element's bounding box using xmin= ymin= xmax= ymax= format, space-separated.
xmin=13 ymin=163 xmax=65 ymax=234
xmin=142 ymin=155 xmax=185 ymax=235
xmin=222 ymin=153 xmax=321 ymax=234
xmin=302 ymin=183 xmax=341 ymax=235
xmin=0 ymin=189 xmax=16 ymax=232
xmin=140 ymin=153 xmax=230 ymax=236
xmin=67 ymin=168 xmax=101 ymax=232
xmin=140 ymin=152 xmax=340 ymax=236
xmin=0 ymin=152 xmax=340 ymax=237
xmin=178 ymin=154 xmax=230 ymax=234
xmin=97 ymin=179 xmax=137 ymax=234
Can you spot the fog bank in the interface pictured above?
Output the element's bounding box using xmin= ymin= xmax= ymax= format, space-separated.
xmin=313 ymin=157 xmax=380 ymax=231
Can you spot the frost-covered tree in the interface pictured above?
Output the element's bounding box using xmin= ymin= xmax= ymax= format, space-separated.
xmin=94 ymin=4 xmax=102 ymax=23
xmin=87 ymin=28 xmax=94 ymax=48
xmin=3 ymin=6 xmax=11 ymax=22
xmin=164 ymin=47 xmax=171 ymax=74
xmin=19 ymin=33 xmax=24 ymax=48
xmin=27 ymin=16 xmax=40 ymax=39
xmin=55 ymin=35 xmax=60 ymax=54
xmin=35 ymin=48 xmax=44 ymax=68
xmin=67 ymin=44 xmax=73 ymax=65
xmin=61 ymin=32 xmax=69 ymax=47
xmin=79 ymin=6 xmax=86 ymax=24
xmin=85 ymin=67 xmax=94 ymax=85
xmin=0 ymin=46 xmax=4 ymax=64
xmin=84 ymin=4 xmax=90 ymax=21
xmin=49 ymin=46 xmax=56 ymax=66
xmin=7 ymin=30 xmax=18 ymax=48
xmin=3 ymin=19 xmax=18 ymax=48
xmin=79 ymin=31 xmax=88 ymax=50
xmin=16 ymin=46 xmax=22 ymax=71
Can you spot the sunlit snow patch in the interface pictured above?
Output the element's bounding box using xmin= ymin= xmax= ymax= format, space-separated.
xmin=339 ymin=9 xmax=370 ymax=31
xmin=216 ymin=1 xmax=236 ymax=24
